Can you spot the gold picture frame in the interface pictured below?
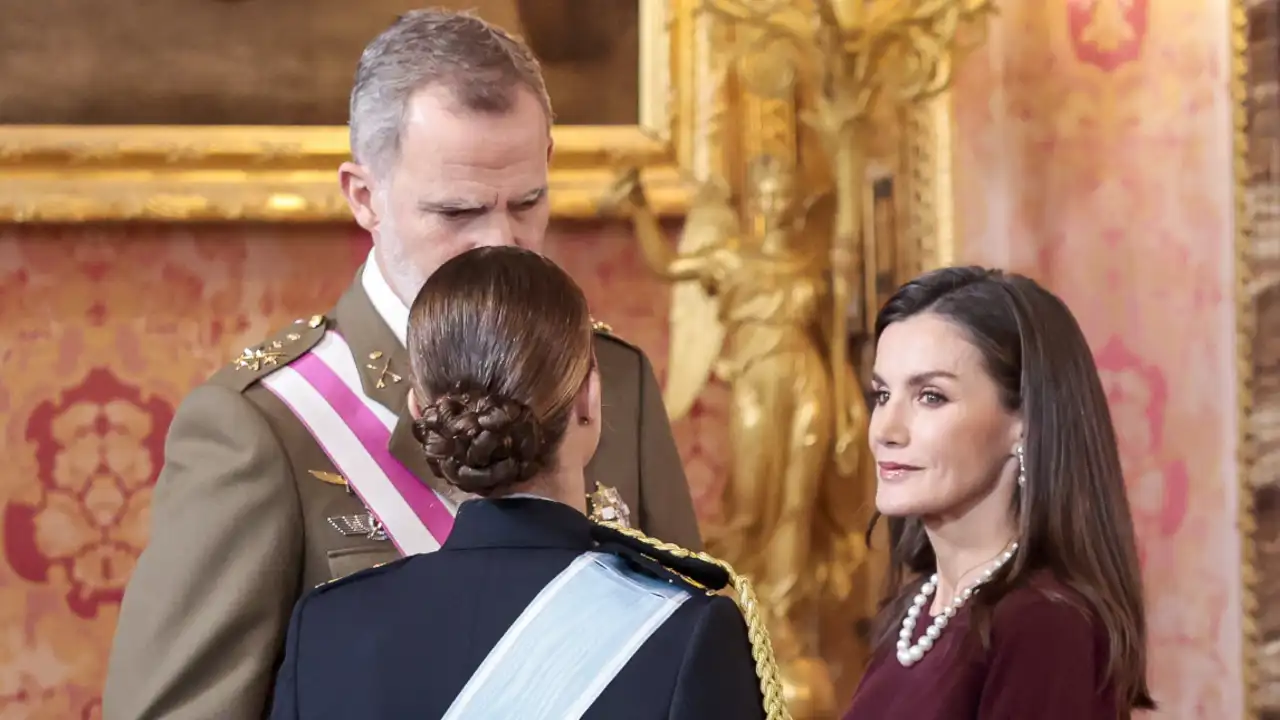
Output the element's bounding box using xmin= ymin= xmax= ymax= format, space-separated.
xmin=0 ymin=0 xmax=715 ymax=222
xmin=1232 ymin=0 xmax=1261 ymax=716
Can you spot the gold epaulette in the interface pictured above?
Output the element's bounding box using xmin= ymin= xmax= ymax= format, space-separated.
xmin=590 ymin=318 xmax=614 ymax=335
xmin=594 ymin=521 xmax=793 ymax=720
xmin=211 ymin=314 xmax=329 ymax=393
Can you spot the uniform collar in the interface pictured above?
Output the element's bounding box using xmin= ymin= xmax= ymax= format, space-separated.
xmin=442 ymin=497 xmax=594 ymax=553
xmin=335 ymin=268 xmax=476 ymax=502
xmin=360 ymin=249 xmax=410 ymax=348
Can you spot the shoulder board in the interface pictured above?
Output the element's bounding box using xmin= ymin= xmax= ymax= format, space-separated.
xmin=593 ymin=521 xmax=791 ymax=720
xmin=591 ymin=521 xmax=730 ymax=593
xmin=209 ymin=314 xmax=329 ymax=393
xmin=589 ymin=318 xmax=640 ymax=353
xmin=313 ymin=555 xmax=411 ymax=594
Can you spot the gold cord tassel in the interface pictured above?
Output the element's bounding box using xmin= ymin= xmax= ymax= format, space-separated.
xmin=595 ymin=521 xmax=792 ymax=720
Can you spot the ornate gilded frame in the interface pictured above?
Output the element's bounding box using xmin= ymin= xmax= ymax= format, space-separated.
xmin=1232 ymin=0 xmax=1261 ymax=716
xmin=0 ymin=0 xmax=716 ymax=222
xmin=900 ymin=96 xmax=959 ymax=273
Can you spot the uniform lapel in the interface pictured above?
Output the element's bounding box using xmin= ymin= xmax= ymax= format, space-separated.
xmin=334 ymin=280 xmax=409 ymax=417
xmin=333 ymin=280 xmax=459 ymax=503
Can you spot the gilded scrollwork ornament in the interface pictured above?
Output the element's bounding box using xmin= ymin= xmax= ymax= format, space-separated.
xmin=602 ymin=0 xmax=992 ymax=716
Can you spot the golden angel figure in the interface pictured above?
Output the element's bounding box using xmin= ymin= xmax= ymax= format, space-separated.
xmin=601 ymin=156 xmax=867 ymax=625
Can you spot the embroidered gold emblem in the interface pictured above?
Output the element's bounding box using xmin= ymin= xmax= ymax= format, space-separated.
xmin=365 ymin=351 xmax=403 ymax=389
xmin=233 ymin=347 xmax=286 ymax=372
xmin=308 ymin=470 xmax=348 ymax=486
xmin=590 ymin=318 xmax=613 ymax=334
xmin=587 ymin=482 xmax=632 ymax=528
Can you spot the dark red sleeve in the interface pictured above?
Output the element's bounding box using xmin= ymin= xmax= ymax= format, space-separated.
xmin=977 ymin=597 xmax=1119 ymax=719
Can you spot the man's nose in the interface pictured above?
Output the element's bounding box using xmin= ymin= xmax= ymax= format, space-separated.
xmin=474 ymin=212 xmax=517 ymax=248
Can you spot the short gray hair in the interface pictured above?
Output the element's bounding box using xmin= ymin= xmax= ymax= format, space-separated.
xmin=350 ymin=8 xmax=554 ymax=175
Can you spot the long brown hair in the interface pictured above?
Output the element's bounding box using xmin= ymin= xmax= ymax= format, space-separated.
xmin=406 ymin=246 xmax=593 ymax=496
xmin=869 ymin=266 xmax=1155 ymax=712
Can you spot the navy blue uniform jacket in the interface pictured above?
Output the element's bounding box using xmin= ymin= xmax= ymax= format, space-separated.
xmin=268 ymin=497 xmax=767 ymax=719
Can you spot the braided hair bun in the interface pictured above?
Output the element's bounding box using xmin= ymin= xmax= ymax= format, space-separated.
xmin=414 ymin=386 xmax=547 ymax=496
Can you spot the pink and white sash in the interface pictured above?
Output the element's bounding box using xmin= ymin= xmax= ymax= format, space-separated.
xmin=261 ymin=332 xmax=456 ymax=555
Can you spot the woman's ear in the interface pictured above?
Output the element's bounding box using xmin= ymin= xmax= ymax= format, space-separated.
xmin=573 ymin=365 xmax=602 ymax=427
xmin=407 ymin=387 xmax=422 ymax=420
xmin=1006 ymin=415 xmax=1024 ymax=452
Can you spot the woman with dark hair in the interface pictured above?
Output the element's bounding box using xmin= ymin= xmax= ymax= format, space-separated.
xmin=268 ymin=246 xmax=777 ymax=720
xmin=842 ymin=266 xmax=1155 ymax=719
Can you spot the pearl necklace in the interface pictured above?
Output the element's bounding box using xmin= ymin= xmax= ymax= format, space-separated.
xmin=896 ymin=542 xmax=1019 ymax=667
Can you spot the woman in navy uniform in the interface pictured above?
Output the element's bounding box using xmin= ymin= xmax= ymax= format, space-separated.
xmin=269 ymin=246 xmax=782 ymax=720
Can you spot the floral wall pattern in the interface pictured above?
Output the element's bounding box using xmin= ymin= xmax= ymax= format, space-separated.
xmin=952 ymin=0 xmax=1243 ymax=716
xmin=0 ymin=1 xmax=1250 ymax=717
xmin=0 ymin=222 xmax=730 ymax=718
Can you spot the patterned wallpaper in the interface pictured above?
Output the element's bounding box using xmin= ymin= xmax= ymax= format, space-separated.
xmin=0 ymin=221 xmax=730 ymax=717
xmin=0 ymin=1 xmax=1257 ymax=717
xmin=952 ymin=0 xmax=1243 ymax=716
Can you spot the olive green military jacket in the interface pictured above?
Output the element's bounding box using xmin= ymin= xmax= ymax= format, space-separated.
xmin=101 ymin=280 xmax=701 ymax=720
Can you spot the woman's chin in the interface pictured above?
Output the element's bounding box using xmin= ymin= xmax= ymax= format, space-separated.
xmin=875 ymin=486 xmax=930 ymax=517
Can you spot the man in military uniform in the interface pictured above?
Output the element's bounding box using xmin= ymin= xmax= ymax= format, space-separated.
xmin=103 ymin=9 xmax=700 ymax=719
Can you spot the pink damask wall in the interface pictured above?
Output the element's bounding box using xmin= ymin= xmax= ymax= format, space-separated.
xmin=0 ymin=222 xmax=730 ymax=717
xmin=0 ymin=1 xmax=1249 ymax=717
xmin=953 ymin=0 xmax=1243 ymax=716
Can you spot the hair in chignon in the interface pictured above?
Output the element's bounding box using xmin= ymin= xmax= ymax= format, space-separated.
xmin=416 ymin=388 xmax=545 ymax=495
xmin=407 ymin=246 xmax=594 ymax=497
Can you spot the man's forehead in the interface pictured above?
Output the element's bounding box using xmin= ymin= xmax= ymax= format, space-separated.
xmin=402 ymin=86 xmax=546 ymax=141
xmin=395 ymin=116 xmax=546 ymax=182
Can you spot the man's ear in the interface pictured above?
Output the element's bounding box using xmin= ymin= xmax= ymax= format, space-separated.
xmin=339 ymin=161 xmax=381 ymax=232
xmin=546 ymin=135 xmax=555 ymax=164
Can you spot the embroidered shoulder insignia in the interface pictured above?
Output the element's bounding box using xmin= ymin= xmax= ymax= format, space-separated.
xmin=210 ymin=314 xmax=328 ymax=393
xmin=591 ymin=521 xmax=791 ymax=720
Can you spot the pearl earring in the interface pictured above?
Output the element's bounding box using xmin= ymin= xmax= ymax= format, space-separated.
xmin=1016 ymin=445 xmax=1026 ymax=487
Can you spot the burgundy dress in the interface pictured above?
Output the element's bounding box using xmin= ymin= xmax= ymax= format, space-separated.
xmin=842 ymin=576 xmax=1120 ymax=720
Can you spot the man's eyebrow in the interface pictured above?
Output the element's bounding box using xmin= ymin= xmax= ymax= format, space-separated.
xmin=508 ymin=187 xmax=547 ymax=207
xmin=418 ymin=198 xmax=490 ymax=213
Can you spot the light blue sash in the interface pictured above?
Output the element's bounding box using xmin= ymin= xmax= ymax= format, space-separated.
xmin=441 ymin=551 xmax=692 ymax=719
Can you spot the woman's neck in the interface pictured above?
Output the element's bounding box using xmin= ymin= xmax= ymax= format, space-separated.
xmin=502 ymin=465 xmax=587 ymax=514
xmin=923 ymin=508 xmax=1017 ymax=609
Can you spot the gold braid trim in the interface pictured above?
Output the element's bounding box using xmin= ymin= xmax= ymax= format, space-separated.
xmin=595 ymin=521 xmax=792 ymax=720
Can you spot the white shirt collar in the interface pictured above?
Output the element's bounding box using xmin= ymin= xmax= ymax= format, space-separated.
xmin=503 ymin=493 xmax=556 ymax=502
xmin=360 ymin=250 xmax=410 ymax=348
